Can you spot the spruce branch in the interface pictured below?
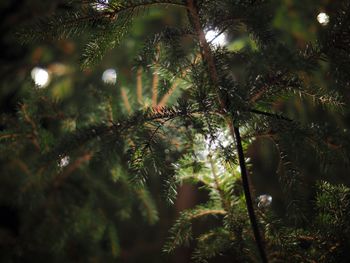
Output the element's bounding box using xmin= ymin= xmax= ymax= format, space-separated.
xmin=20 ymin=104 xmax=41 ymax=151
xmin=185 ymin=1 xmax=268 ymax=262
xmin=233 ymin=126 xmax=268 ymax=263
xmin=152 ymin=44 xmax=161 ymax=107
xmin=250 ymin=109 xmax=293 ymax=122
xmin=157 ymin=53 xmax=201 ymax=107
xmin=107 ymin=0 xmax=186 ymax=13
xmin=0 ymin=133 xmax=25 ymax=140
xmin=208 ymin=153 xmax=230 ymax=211
xmin=13 ymin=159 xmax=33 ymax=178
xmin=50 ymin=105 xmax=207 ymax=161
xmin=66 ymin=0 xmax=186 ymax=27
xmin=157 ymin=80 xmax=179 ymax=108
xmin=164 ymin=205 xmax=226 ymax=253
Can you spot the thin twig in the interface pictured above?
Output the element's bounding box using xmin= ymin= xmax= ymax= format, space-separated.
xmin=157 ymin=80 xmax=179 ymax=108
xmin=208 ymin=154 xmax=230 ymax=211
xmin=0 ymin=133 xmax=22 ymax=140
xmin=121 ymin=87 xmax=132 ymax=114
xmin=137 ymin=67 xmax=143 ymax=105
xmin=250 ymin=109 xmax=293 ymax=122
xmin=107 ymin=98 xmax=114 ymax=124
xmin=190 ymin=209 xmax=227 ymax=219
xmin=21 ymin=104 xmax=41 ymax=151
xmin=157 ymin=53 xmax=201 ymax=107
xmin=152 ymin=45 xmax=161 ymax=107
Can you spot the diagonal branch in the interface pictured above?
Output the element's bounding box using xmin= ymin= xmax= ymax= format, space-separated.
xmin=185 ymin=1 xmax=268 ymax=262
xmin=250 ymin=109 xmax=293 ymax=122
xmin=233 ymin=126 xmax=268 ymax=263
xmin=157 ymin=79 xmax=179 ymax=108
xmin=157 ymin=53 xmax=201 ymax=108
xmin=21 ymin=104 xmax=41 ymax=151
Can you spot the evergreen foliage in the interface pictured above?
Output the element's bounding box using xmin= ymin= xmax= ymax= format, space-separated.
xmin=2 ymin=0 xmax=350 ymax=262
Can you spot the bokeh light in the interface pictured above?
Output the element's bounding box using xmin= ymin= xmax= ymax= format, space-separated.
xmin=31 ymin=67 xmax=50 ymax=88
xmin=257 ymin=194 xmax=272 ymax=208
xmin=102 ymin=68 xmax=117 ymax=84
xmin=58 ymin=156 xmax=70 ymax=168
xmin=205 ymin=29 xmax=227 ymax=46
xmin=92 ymin=0 xmax=109 ymax=11
xmin=317 ymin=12 xmax=330 ymax=26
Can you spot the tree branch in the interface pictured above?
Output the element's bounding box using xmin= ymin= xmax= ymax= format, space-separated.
xmin=233 ymin=126 xmax=268 ymax=263
xmin=250 ymin=109 xmax=293 ymax=122
xmin=185 ymin=1 xmax=268 ymax=262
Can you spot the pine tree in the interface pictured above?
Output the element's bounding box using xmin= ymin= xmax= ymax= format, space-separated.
xmin=2 ymin=0 xmax=350 ymax=262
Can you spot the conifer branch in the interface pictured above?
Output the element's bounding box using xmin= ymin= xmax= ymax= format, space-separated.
xmin=208 ymin=154 xmax=230 ymax=211
xmin=164 ymin=206 xmax=227 ymax=253
xmin=109 ymin=107 xmax=204 ymax=135
xmin=152 ymin=45 xmax=161 ymax=107
xmin=157 ymin=80 xmax=179 ymax=108
xmin=190 ymin=209 xmax=227 ymax=219
xmin=0 ymin=133 xmax=22 ymax=140
xmin=58 ymin=11 xmax=115 ymax=28
xmin=20 ymin=104 xmax=41 ymax=151
xmin=233 ymin=126 xmax=268 ymax=263
xmin=152 ymin=68 xmax=159 ymax=107
xmin=250 ymin=109 xmax=293 ymax=122
xmin=70 ymin=1 xmax=186 ymax=26
xmin=185 ymin=1 xmax=268 ymax=262
xmin=13 ymin=159 xmax=32 ymax=178
xmin=250 ymin=85 xmax=270 ymax=103
xmin=157 ymin=53 xmax=201 ymax=107
xmin=109 ymin=0 xmax=186 ymax=14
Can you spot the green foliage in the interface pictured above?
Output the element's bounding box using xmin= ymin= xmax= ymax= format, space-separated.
xmin=315 ymin=181 xmax=350 ymax=234
xmin=3 ymin=0 xmax=350 ymax=262
xmin=266 ymin=182 xmax=350 ymax=263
